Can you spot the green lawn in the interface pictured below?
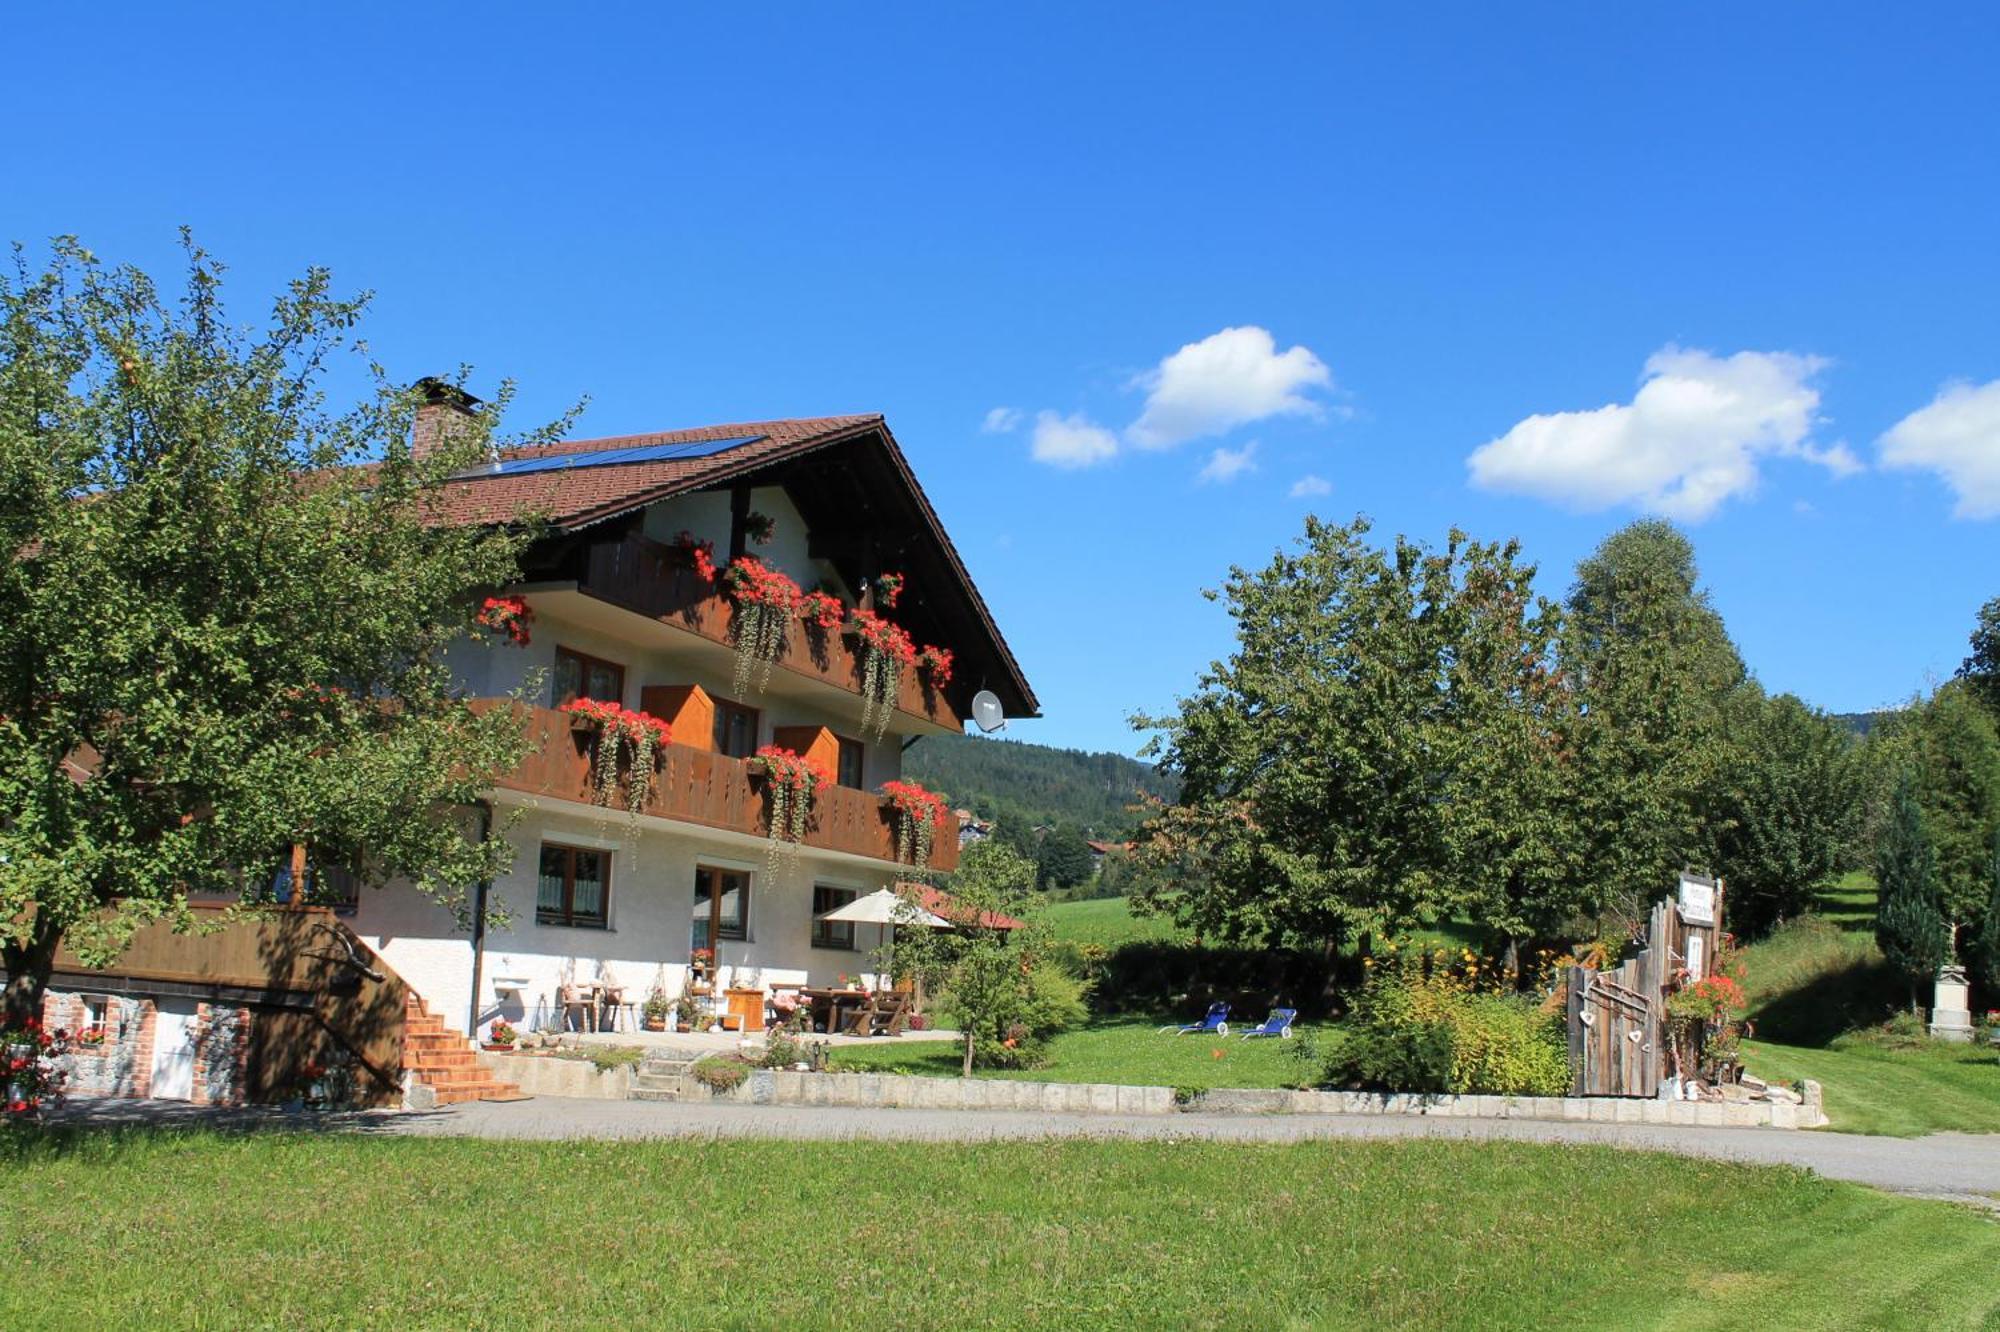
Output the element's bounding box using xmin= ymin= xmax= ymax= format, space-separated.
xmin=1735 ymin=871 xmax=2000 ymax=1136
xmin=1045 ymin=895 xmax=1187 ymax=948
xmin=1743 ymin=1037 xmax=2000 ymax=1138
xmin=6 ymin=1129 xmax=1999 ymax=1330
xmin=833 ymin=1017 xmax=1318 ymax=1091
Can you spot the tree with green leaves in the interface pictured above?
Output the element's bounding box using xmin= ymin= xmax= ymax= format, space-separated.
xmin=1876 ymin=774 xmax=1949 ymax=1006
xmin=1902 ymin=682 xmax=2000 ymax=948
xmin=886 ymin=840 xmax=1062 ymax=1075
xmin=1708 ymin=687 xmax=1869 ymax=936
xmin=1563 ymin=520 xmax=1743 ymax=925
xmin=0 ymin=236 xmax=567 ymax=1022
xmin=1133 ymin=517 xmax=1593 ymax=963
xmin=1962 ymin=594 xmax=2000 ymax=716
xmin=1970 ymin=828 xmax=2000 ymax=995
xmin=1035 ymin=823 xmax=1096 ymax=892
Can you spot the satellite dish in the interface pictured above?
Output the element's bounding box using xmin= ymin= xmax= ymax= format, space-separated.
xmin=970 ymin=690 xmax=1006 ymax=734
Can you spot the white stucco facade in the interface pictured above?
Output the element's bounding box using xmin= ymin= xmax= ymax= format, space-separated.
xmin=351 ymin=798 xmax=905 ymax=1036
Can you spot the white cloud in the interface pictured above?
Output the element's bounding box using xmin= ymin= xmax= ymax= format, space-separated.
xmin=1196 ymin=442 xmax=1258 ymax=485
xmin=1289 ymin=474 xmax=1332 ymax=498
xmin=1465 ymin=347 xmax=1841 ymax=522
xmin=1029 ymin=410 xmax=1119 ymax=469
xmin=981 ymin=406 xmax=1023 ymax=435
xmin=1126 ymin=326 xmax=1334 ymax=449
xmin=1879 ymin=379 xmax=2000 ymax=519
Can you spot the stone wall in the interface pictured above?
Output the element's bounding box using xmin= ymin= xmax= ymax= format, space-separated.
xmin=675 ymin=1069 xmax=1827 ymax=1129
xmin=41 ymin=989 xmax=256 ymax=1107
xmin=478 ymin=1052 xmax=634 ymax=1100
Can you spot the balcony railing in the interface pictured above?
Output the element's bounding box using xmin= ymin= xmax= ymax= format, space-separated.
xmin=491 ymin=704 xmax=960 ymax=872
xmin=578 ymin=532 xmax=965 ymax=732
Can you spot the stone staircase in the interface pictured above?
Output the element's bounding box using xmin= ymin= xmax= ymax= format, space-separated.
xmin=630 ymin=1054 xmax=698 ymax=1102
xmin=402 ymin=996 xmax=524 ymax=1106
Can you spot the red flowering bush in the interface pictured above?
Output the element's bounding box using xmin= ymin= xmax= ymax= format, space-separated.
xmin=671 ymin=530 xmax=718 ymax=583
xmin=873 ymin=571 xmax=905 ymax=610
xmin=848 ymin=609 xmax=916 ymax=738
xmin=881 ymin=779 xmax=952 ymax=870
xmin=474 ymin=594 xmax=533 ymax=646
xmin=2 ymin=1016 xmax=67 ymax=1118
xmin=916 ymin=645 xmax=954 ymax=688
xmin=720 ymin=556 xmax=801 ymax=611
xmin=798 ymin=590 xmax=846 ymax=632
xmin=748 ymin=745 xmax=832 ymax=872
xmin=560 ymin=698 xmax=673 ymax=813
xmin=720 ymin=556 xmax=801 ymax=696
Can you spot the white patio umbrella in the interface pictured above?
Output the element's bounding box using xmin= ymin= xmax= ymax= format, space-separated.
xmin=816 ymin=888 xmax=950 ymax=990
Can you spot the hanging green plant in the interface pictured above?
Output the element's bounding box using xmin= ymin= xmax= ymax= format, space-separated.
xmin=747 ymin=745 xmax=831 ymax=875
xmin=880 ymin=779 xmax=950 ymax=872
xmin=561 ymin=698 xmax=672 ymax=814
xmin=847 ymin=609 xmax=916 ymax=740
xmin=720 ymin=556 xmax=801 ymax=697
xmin=743 ymin=511 xmax=776 ymax=545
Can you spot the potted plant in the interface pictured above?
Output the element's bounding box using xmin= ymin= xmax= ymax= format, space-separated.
xmin=673 ymin=992 xmax=701 ymax=1033
xmin=643 ymin=991 xmax=672 ymax=1032
xmin=483 ymin=1018 xmax=518 ymax=1052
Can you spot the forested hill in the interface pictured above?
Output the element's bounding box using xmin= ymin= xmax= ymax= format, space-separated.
xmin=902 ymin=733 xmax=1174 ymax=836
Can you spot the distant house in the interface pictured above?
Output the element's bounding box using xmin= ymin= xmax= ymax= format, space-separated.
xmin=1086 ymin=839 xmax=1134 ymax=873
xmin=954 ymin=809 xmax=993 ymax=849
xmin=28 ymin=398 xmax=1038 ymax=1108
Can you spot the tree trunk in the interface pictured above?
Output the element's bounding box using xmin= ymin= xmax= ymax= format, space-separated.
xmin=1 ymin=914 xmax=63 ymax=1027
xmin=962 ymin=1031 xmax=975 ymax=1078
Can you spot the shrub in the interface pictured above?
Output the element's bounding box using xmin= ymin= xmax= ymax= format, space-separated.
xmin=691 ymin=1057 xmax=749 ymax=1092
xmin=1318 ymin=958 xmax=1570 ymax=1096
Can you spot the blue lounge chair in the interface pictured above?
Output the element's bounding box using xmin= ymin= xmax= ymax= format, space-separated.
xmin=1240 ymin=1008 xmax=1297 ymax=1040
xmin=1159 ymin=1002 xmax=1229 ymax=1037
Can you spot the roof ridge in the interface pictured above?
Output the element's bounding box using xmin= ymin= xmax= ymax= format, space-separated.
xmin=496 ymin=413 xmax=884 ymax=461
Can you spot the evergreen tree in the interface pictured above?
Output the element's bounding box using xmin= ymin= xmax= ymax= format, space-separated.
xmin=1876 ymin=774 xmax=1949 ymax=1006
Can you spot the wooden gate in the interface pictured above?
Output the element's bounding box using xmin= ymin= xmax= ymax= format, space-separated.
xmin=1565 ymin=881 xmax=1724 ymax=1097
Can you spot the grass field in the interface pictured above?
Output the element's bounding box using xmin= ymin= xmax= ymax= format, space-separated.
xmin=5 ymin=1128 xmax=1998 ymax=1330
xmin=1736 ymin=871 xmax=2000 ymax=1136
xmin=831 ymin=1017 xmax=1319 ymax=1090
xmin=1045 ymin=895 xmax=1187 ymax=948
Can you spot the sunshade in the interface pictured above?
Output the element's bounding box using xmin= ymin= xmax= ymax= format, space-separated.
xmin=816 ymin=887 xmax=950 ymax=928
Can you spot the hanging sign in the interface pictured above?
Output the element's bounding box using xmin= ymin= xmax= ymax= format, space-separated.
xmin=1678 ymin=874 xmax=1716 ymax=925
xmin=1686 ymin=933 xmax=1706 ymax=981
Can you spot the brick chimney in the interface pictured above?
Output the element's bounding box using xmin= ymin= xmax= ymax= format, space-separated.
xmin=411 ymin=377 xmax=483 ymax=463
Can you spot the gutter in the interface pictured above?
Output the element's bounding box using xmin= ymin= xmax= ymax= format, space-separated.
xmin=466 ymin=799 xmax=494 ymax=1038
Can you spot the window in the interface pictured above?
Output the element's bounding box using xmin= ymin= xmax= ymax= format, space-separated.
xmin=537 ymin=844 xmax=611 ymax=928
xmin=266 ymin=856 xmax=360 ymax=913
xmin=692 ymin=864 xmax=749 ymax=946
xmin=835 ymin=736 xmax=865 ymax=790
xmin=81 ymin=995 xmax=113 ymax=1044
xmin=712 ymin=697 xmax=760 ymax=759
xmin=553 ymin=647 xmax=625 ymax=706
xmin=811 ymin=885 xmax=857 ymax=950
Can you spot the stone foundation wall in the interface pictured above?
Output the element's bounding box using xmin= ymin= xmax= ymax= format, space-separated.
xmin=477 ymin=1052 xmax=634 ymax=1100
xmin=41 ymin=989 xmax=255 ymax=1107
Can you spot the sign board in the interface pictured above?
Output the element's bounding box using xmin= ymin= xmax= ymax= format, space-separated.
xmin=1678 ymin=874 xmax=1716 ymax=926
xmin=1685 ymin=933 xmax=1705 ymax=981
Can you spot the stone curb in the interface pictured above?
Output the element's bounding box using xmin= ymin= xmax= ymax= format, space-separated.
xmin=674 ymin=1069 xmax=1826 ymax=1129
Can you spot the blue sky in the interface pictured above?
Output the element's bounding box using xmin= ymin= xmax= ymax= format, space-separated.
xmin=4 ymin=6 xmax=1997 ymax=754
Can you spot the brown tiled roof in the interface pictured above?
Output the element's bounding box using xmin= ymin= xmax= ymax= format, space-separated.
xmin=904 ymin=883 xmax=1024 ymax=931
xmin=431 ymin=414 xmax=882 ymax=530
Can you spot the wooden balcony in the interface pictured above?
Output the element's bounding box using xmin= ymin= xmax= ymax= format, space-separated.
xmin=490 ymin=704 xmax=961 ymax=872
xmin=576 ymin=532 xmax=966 ymax=733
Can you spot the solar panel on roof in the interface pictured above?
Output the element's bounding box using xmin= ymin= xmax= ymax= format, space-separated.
xmin=460 ymin=435 xmax=765 ymax=479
